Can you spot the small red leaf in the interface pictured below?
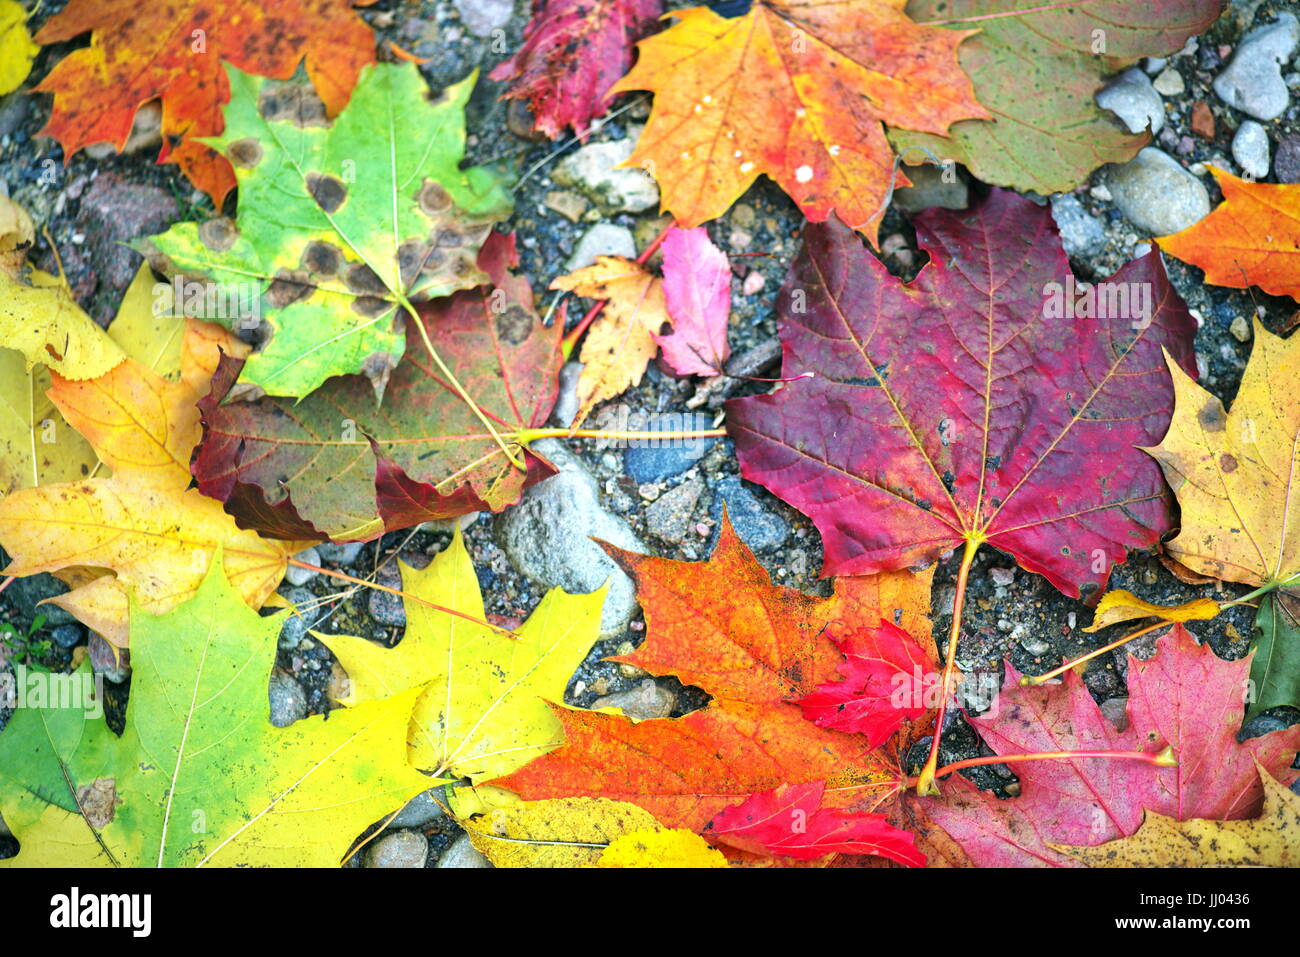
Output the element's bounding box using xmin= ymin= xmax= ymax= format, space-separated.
xmin=796 ymin=620 xmax=937 ymax=747
xmin=656 ymin=226 xmax=731 ymax=376
xmin=710 ymin=781 xmax=925 ymax=867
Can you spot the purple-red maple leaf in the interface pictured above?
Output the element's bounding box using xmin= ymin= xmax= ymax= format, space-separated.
xmin=490 ymin=0 xmax=663 ymax=139
xmin=726 ymin=189 xmax=1198 ymax=596
xmin=924 ymin=627 xmax=1300 ymax=866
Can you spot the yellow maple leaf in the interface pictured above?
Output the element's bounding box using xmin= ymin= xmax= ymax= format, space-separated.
xmin=1145 ymin=325 xmax=1300 ymax=591
xmin=551 ymin=255 xmax=669 ymax=428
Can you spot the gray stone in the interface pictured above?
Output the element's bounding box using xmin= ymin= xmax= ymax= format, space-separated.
xmin=566 ymin=224 xmax=636 ymax=271
xmin=368 ymin=552 xmax=431 ymax=628
xmin=268 ymin=672 xmax=307 ymax=728
xmin=1050 ymin=194 xmax=1107 ymax=259
xmin=710 ymin=476 xmax=789 ymax=553
xmin=389 ymin=788 xmax=448 ymax=829
xmin=592 ymin=678 xmax=677 ymax=720
xmin=1213 ymin=12 xmax=1299 ymax=121
xmin=553 ymin=134 xmax=660 ymax=215
xmin=1096 ymin=67 xmax=1164 ymax=133
xmin=1232 ymin=120 xmax=1271 ymax=179
xmin=279 ymin=586 xmax=325 ymax=647
xmin=453 ymin=0 xmax=513 ymax=38
xmin=284 ymin=546 xmax=320 ymax=586
xmin=645 ymin=477 xmax=705 ymax=543
xmin=1276 ymin=134 xmax=1300 ymax=183
xmin=317 ymin=541 xmax=365 ymax=565
xmin=892 ymin=162 xmax=969 ymax=212
xmin=1100 ymin=696 xmax=1129 ymax=732
xmin=1238 ymin=708 xmax=1300 ymax=741
xmin=1230 ymin=315 xmax=1252 ymax=342
xmin=50 ymin=623 xmax=85 ymax=650
xmin=497 ymin=439 xmax=646 ymax=638
xmin=366 ymin=829 xmax=428 ymax=868
xmin=551 ymin=360 xmax=583 ymax=427
xmin=88 ymin=633 xmax=129 ymax=684
xmin=544 ymin=190 xmax=589 ymax=223
xmin=5 ymin=573 xmax=77 ymax=626
xmin=1106 ymin=148 xmax=1210 ymax=236
xmin=622 ymin=413 xmax=717 ymax=483
xmin=437 ymin=833 xmax=492 ymax=868
xmin=1151 ymin=67 xmax=1185 ymax=96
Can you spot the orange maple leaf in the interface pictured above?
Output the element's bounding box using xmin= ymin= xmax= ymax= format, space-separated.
xmin=494 ymin=515 xmax=934 ymax=835
xmin=34 ymin=0 xmax=379 ymax=206
xmin=1156 ymin=167 xmax=1300 ymax=301
xmin=611 ymin=1 xmax=988 ymax=242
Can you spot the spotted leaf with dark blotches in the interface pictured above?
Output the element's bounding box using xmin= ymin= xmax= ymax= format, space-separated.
xmin=143 ymin=62 xmax=512 ymax=401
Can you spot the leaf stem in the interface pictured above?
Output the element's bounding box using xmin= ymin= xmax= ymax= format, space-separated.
xmin=286 ymin=558 xmax=519 ymax=638
xmin=916 ymin=536 xmax=981 ymax=796
xmin=921 ymin=745 xmax=1177 ymax=783
xmin=1020 ymin=620 xmax=1169 ymax=687
xmin=560 ymin=222 xmax=674 ymax=359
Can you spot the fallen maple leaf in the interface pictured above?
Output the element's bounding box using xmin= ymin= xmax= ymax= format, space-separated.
xmin=0 ymin=558 xmax=429 ymax=867
xmin=1156 ymin=168 xmax=1300 ymax=300
xmin=727 ymin=189 xmax=1198 ymax=596
xmin=924 ymin=627 xmax=1300 ymax=867
xmin=493 ymin=514 xmax=933 ymax=862
xmin=1145 ymin=320 xmax=1300 ymax=713
xmin=796 ymin=620 xmax=937 ymax=747
xmin=462 ymin=796 xmax=727 ymax=867
xmin=0 ymin=305 xmax=297 ymax=646
xmin=317 ymin=526 xmax=604 ymax=789
xmin=34 ymin=0 xmax=380 ymax=205
xmin=144 ymin=63 xmax=513 ymax=400
xmin=0 ymin=0 xmax=36 ymax=96
xmin=655 ymin=226 xmax=731 ymax=376
xmin=610 ymin=0 xmax=988 ymax=242
xmin=1055 ymin=763 xmax=1300 ymax=867
xmin=892 ymin=0 xmax=1222 ymax=195
xmin=709 ymin=781 xmax=923 ymax=866
xmin=192 ymin=232 xmax=561 ymax=542
xmin=490 ymin=0 xmax=663 ymax=140
xmin=551 ymin=254 xmax=670 ymax=428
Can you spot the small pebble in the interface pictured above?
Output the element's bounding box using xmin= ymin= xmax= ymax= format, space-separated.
xmin=1274 ymin=134 xmax=1300 ymax=183
xmin=1107 ymin=147 xmax=1210 ymax=235
xmin=1230 ymin=316 xmax=1252 ymax=342
xmin=268 ymin=672 xmax=307 ymax=728
xmin=437 ymin=833 xmax=492 ymax=868
xmin=285 ymin=546 xmax=321 ymax=586
xmin=1231 ymin=120 xmax=1271 ymax=179
xmin=366 ymin=829 xmax=428 ymax=868
xmin=1096 ymin=67 xmax=1164 ymax=133
xmin=1212 ymin=12 xmax=1299 ymax=122
xmin=1151 ymin=67 xmax=1185 ymax=96
xmin=741 ymin=271 xmax=765 ymax=296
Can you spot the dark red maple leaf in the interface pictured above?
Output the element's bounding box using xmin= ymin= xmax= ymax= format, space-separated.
xmin=709 ymin=781 xmax=925 ymax=867
xmin=725 ymin=189 xmax=1198 ymax=597
xmin=924 ymin=627 xmax=1300 ymax=866
xmin=490 ymin=0 xmax=663 ymax=139
xmin=796 ymin=620 xmax=937 ymax=747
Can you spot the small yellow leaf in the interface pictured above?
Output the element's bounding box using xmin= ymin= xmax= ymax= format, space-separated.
xmin=1083 ymin=589 xmax=1220 ymax=633
xmin=0 ymin=0 xmax=37 ymax=96
xmin=551 ymin=256 xmax=669 ymax=427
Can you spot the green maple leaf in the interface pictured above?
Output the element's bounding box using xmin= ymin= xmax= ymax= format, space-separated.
xmin=143 ymin=61 xmax=513 ymax=400
xmin=0 ymin=557 xmax=429 ymax=867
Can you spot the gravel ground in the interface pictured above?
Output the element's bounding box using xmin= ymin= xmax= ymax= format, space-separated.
xmin=2 ymin=0 xmax=1299 ymax=865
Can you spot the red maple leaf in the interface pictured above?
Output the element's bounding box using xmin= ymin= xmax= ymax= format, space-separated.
xmin=796 ymin=620 xmax=938 ymax=747
xmin=709 ymin=781 xmax=925 ymax=867
xmin=726 ymin=189 xmax=1198 ymax=597
xmin=924 ymin=627 xmax=1300 ymax=866
xmin=490 ymin=0 xmax=663 ymax=140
